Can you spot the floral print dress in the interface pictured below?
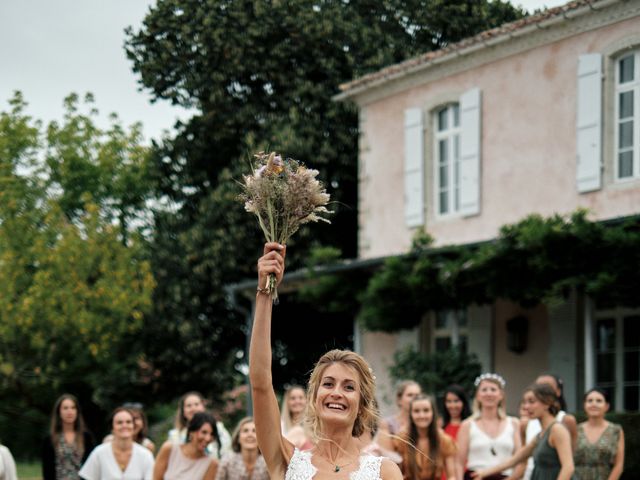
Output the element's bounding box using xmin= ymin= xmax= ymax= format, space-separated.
xmin=55 ymin=437 xmax=83 ymax=480
xmin=574 ymin=422 xmax=621 ymax=480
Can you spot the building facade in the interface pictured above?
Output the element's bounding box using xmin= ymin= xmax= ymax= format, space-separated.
xmin=337 ymin=0 xmax=640 ymax=413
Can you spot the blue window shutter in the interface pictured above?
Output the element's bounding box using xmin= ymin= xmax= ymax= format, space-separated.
xmin=404 ymin=108 xmax=425 ymax=227
xmin=460 ymin=88 xmax=481 ymax=217
xmin=576 ymin=53 xmax=602 ymax=193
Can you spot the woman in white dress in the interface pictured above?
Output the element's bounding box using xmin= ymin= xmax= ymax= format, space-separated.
xmin=0 ymin=443 xmax=18 ymax=480
xmin=167 ymin=392 xmax=231 ymax=459
xmin=456 ymin=373 xmax=521 ymax=480
xmin=249 ymin=243 xmax=402 ymax=480
xmin=281 ymin=386 xmax=313 ymax=450
xmin=281 ymin=386 xmax=307 ymax=435
xmin=79 ymin=407 xmax=154 ymax=480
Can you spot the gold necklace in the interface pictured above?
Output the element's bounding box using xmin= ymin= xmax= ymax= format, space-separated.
xmin=322 ymin=447 xmax=356 ymax=473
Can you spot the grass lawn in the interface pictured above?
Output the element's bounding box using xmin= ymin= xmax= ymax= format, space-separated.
xmin=17 ymin=461 xmax=41 ymax=480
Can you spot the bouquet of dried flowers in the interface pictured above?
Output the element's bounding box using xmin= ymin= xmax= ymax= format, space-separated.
xmin=240 ymin=151 xmax=332 ymax=303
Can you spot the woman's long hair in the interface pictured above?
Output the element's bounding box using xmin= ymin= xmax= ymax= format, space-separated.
xmin=174 ymin=391 xmax=206 ymax=430
xmin=187 ymin=411 xmax=219 ymax=445
xmin=280 ymin=385 xmax=306 ymax=434
xmin=305 ymin=349 xmax=378 ymax=440
xmin=441 ymin=384 xmax=471 ymax=427
xmin=406 ymin=394 xmax=440 ymax=480
xmin=231 ymin=416 xmax=259 ymax=454
xmin=50 ymin=394 xmax=86 ymax=454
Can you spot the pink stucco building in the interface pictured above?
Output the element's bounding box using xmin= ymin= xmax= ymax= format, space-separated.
xmin=337 ymin=0 xmax=640 ymax=413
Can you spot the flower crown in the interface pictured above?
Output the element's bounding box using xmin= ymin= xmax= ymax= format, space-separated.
xmin=474 ymin=372 xmax=506 ymax=388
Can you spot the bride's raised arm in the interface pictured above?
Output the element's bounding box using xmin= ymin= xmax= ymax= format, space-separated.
xmin=249 ymin=243 xmax=293 ymax=478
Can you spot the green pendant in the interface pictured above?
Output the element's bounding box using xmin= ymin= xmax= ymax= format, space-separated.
xmin=334 ymin=466 xmax=340 ymax=473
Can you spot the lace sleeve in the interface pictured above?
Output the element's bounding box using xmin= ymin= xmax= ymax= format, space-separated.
xmin=352 ymin=455 xmax=383 ymax=480
xmin=285 ymin=448 xmax=317 ymax=480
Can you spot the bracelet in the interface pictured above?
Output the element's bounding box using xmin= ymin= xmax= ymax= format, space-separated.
xmin=256 ymin=285 xmax=270 ymax=295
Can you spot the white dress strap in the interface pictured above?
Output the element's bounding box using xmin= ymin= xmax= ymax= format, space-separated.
xmin=351 ymin=455 xmax=382 ymax=480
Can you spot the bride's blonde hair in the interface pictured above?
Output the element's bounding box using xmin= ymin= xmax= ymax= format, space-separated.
xmin=305 ymin=349 xmax=378 ymax=439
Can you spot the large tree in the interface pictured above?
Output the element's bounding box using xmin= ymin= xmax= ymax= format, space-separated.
xmin=0 ymin=93 xmax=155 ymax=454
xmin=125 ymin=0 xmax=526 ymax=398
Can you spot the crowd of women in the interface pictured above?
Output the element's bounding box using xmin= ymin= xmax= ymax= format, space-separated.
xmin=376 ymin=375 xmax=624 ymax=480
xmin=0 ymin=244 xmax=626 ymax=480
xmin=29 ymin=391 xmax=273 ymax=480
xmin=248 ymin=244 xmax=625 ymax=480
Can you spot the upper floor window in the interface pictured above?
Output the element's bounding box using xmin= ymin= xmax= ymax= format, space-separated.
xmin=616 ymin=51 xmax=639 ymax=180
xmin=434 ymin=104 xmax=461 ymax=216
xmin=404 ymin=88 xmax=480 ymax=226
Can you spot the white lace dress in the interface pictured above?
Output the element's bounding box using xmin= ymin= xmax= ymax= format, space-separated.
xmin=285 ymin=448 xmax=382 ymax=480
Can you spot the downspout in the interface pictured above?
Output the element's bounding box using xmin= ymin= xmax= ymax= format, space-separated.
xmin=225 ymin=286 xmax=255 ymax=415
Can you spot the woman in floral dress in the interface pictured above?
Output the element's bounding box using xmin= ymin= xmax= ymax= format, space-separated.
xmin=42 ymin=394 xmax=95 ymax=480
xmin=574 ymin=388 xmax=624 ymax=480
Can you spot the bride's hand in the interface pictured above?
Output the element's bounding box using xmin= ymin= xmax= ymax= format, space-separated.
xmin=257 ymin=243 xmax=286 ymax=289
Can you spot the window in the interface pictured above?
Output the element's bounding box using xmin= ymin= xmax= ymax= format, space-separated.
xmin=615 ymin=51 xmax=640 ymax=180
xmin=433 ymin=310 xmax=468 ymax=353
xmin=594 ymin=309 xmax=640 ymax=411
xmin=434 ymin=104 xmax=461 ymax=215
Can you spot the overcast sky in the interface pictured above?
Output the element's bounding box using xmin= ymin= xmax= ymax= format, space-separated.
xmin=0 ymin=0 xmax=567 ymax=144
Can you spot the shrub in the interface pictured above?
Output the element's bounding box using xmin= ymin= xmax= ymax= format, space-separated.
xmin=390 ymin=347 xmax=482 ymax=404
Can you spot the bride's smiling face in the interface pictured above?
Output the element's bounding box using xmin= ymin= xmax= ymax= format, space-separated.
xmin=315 ymin=363 xmax=361 ymax=427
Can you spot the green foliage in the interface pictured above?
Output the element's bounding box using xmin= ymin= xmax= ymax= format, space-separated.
xmin=45 ymin=93 xmax=152 ymax=240
xmin=359 ymin=211 xmax=640 ymax=331
xmin=297 ymin=245 xmax=369 ymax=314
xmin=217 ymin=385 xmax=249 ymax=433
xmin=390 ymin=347 xmax=482 ymax=401
xmin=124 ymin=0 xmax=525 ymax=397
xmin=0 ymin=92 xmax=154 ymax=456
xmin=358 ymin=256 xmax=430 ymax=331
xmin=140 ymin=162 xmax=253 ymax=401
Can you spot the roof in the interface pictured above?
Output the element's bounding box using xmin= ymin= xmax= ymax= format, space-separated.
xmin=336 ymin=0 xmax=616 ymax=100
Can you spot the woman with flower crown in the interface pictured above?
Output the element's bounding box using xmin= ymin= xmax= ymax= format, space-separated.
xmin=456 ymin=373 xmax=521 ymax=480
xmin=249 ymin=243 xmax=403 ymax=480
xmin=470 ymin=383 xmax=574 ymax=480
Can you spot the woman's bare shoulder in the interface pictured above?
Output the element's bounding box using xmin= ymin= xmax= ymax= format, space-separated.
xmin=380 ymin=457 xmax=403 ymax=480
xmin=158 ymin=441 xmax=174 ymax=455
xmin=460 ymin=417 xmax=475 ymax=428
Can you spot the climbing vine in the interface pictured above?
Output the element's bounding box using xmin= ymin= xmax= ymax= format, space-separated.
xmin=359 ymin=210 xmax=640 ymax=331
xmin=301 ymin=210 xmax=640 ymax=332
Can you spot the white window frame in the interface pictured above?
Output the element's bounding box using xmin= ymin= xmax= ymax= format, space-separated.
xmin=591 ymin=306 xmax=640 ymax=411
xmin=432 ymin=309 xmax=468 ymax=353
xmin=614 ymin=50 xmax=640 ymax=181
xmin=433 ymin=104 xmax=461 ymax=217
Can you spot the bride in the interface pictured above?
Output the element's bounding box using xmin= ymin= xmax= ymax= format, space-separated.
xmin=249 ymin=243 xmax=402 ymax=480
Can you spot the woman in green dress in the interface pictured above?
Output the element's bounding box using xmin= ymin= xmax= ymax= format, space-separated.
xmin=471 ymin=383 xmax=574 ymax=480
xmin=574 ymin=388 xmax=624 ymax=480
